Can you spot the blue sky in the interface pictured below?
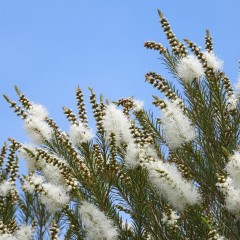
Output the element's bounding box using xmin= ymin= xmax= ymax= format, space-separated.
xmin=1 ymin=0 xmax=240 ymax=146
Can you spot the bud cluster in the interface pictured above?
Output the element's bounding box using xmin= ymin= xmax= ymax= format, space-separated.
xmin=145 ymin=72 xmax=178 ymax=101
xmin=144 ymin=41 xmax=166 ymax=54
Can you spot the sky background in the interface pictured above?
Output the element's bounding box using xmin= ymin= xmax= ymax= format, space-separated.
xmin=1 ymin=1 xmax=240 ymax=149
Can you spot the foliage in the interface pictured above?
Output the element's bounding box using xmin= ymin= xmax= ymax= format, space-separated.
xmin=1 ymin=10 xmax=240 ymax=240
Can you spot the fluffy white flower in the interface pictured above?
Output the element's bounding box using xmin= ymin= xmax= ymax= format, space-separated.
xmin=0 ymin=225 xmax=33 ymax=240
xmin=24 ymin=116 xmax=53 ymax=144
xmin=41 ymin=183 xmax=70 ymax=213
xmin=132 ymin=100 xmax=144 ymax=112
xmin=235 ymin=75 xmax=240 ymax=98
xmin=27 ymin=103 xmax=49 ymax=120
xmin=176 ymin=55 xmax=204 ymax=83
xmin=0 ymin=234 xmax=17 ymax=240
xmin=102 ymin=104 xmax=133 ymax=146
xmin=225 ymin=151 xmax=240 ymax=188
xmin=19 ymin=146 xmax=67 ymax=186
xmin=69 ymin=122 xmax=94 ymax=146
xmin=226 ymin=94 xmax=238 ymax=111
xmin=125 ymin=143 xmax=158 ymax=168
xmin=215 ymin=234 xmax=225 ymax=240
xmin=79 ymin=201 xmax=118 ymax=240
xmin=40 ymin=163 xmax=65 ymax=186
xmin=18 ymin=145 xmax=38 ymax=172
xmin=202 ymin=51 xmax=223 ymax=71
xmin=146 ymin=161 xmax=201 ymax=211
xmin=15 ymin=225 xmax=34 ymax=240
xmin=217 ymin=176 xmax=240 ymax=218
xmin=22 ymin=174 xmax=45 ymax=193
xmin=162 ymin=210 xmax=180 ymax=226
xmin=0 ymin=180 xmax=15 ymax=197
xmin=22 ymin=174 xmax=70 ymax=213
xmin=161 ymin=100 xmax=195 ymax=149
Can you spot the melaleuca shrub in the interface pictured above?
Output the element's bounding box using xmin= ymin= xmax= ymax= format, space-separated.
xmin=1 ymin=10 xmax=240 ymax=240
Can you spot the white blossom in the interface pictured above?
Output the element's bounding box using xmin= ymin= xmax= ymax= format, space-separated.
xmin=102 ymin=104 xmax=132 ymax=146
xmin=0 ymin=226 xmax=33 ymax=240
xmin=0 ymin=234 xmax=17 ymax=240
xmin=132 ymin=99 xmax=144 ymax=112
xmin=79 ymin=201 xmax=118 ymax=240
xmin=176 ymin=55 xmax=204 ymax=83
xmin=41 ymin=183 xmax=70 ymax=213
xmin=215 ymin=235 xmax=225 ymax=240
xmin=226 ymin=94 xmax=238 ymax=111
xmin=0 ymin=180 xmax=15 ymax=197
xmin=18 ymin=144 xmax=38 ymax=172
xmin=202 ymin=51 xmax=223 ymax=71
xmin=69 ymin=122 xmax=94 ymax=146
xmin=15 ymin=226 xmax=34 ymax=240
xmin=125 ymin=142 xmax=158 ymax=168
xmin=161 ymin=99 xmax=195 ymax=149
xmin=22 ymin=174 xmax=45 ymax=193
xmin=235 ymin=75 xmax=240 ymax=98
xmin=225 ymin=151 xmax=240 ymax=188
xmin=22 ymin=174 xmax=70 ymax=213
xmin=146 ymin=161 xmax=201 ymax=211
xmin=24 ymin=116 xmax=53 ymax=144
xmin=162 ymin=210 xmax=180 ymax=226
xmin=27 ymin=103 xmax=49 ymax=120
xmin=217 ymin=176 xmax=240 ymax=218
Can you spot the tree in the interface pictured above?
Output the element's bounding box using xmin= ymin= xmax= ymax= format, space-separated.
xmin=0 ymin=9 xmax=240 ymax=240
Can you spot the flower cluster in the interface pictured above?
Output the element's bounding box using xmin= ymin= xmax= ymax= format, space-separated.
xmin=0 ymin=225 xmax=34 ymax=240
xmin=79 ymin=201 xmax=118 ymax=240
xmin=176 ymin=55 xmax=204 ymax=83
xmin=160 ymin=99 xmax=195 ymax=149
xmin=24 ymin=103 xmax=53 ymax=144
xmin=146 ymin=161 xmax=201 ymax=211
xmin=102 ymin=104 xmax=133 ymax=146
xmin=22 ymin=174 xmax=70 ymax=213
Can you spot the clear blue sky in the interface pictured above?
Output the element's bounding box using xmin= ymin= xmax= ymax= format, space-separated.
xmin=1 ymin=1 xmax=240 ymax=146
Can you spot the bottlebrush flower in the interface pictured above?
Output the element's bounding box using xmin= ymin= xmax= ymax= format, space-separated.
xmin=23 ymin=103 xmax=53 ymax=144
xmin=24 ymin=117 xmax=53 ymax=144
xmin=146 ymin=161 xmax=201 ymax=211
xmin=0 ymin=180 xmax=15 ymax=197
xmin=19 ymin=146 xmax=67 ymax=186
xmin=69 ymin=121 xmax=94 ymax=146
xmin=40 ymin=183 xmax=70 ymax=213
xmin=162 ymin=210 xmax=180 ymax=226
xmin=217 ymin=176 xmax=240 ymax=218
xmin=79 ymin=201 xmax=118 ymax=240
xmin=202 ymin=51 xmax=223 ymax=71
xmin=161 ymin=99 xmax=195 ymax=149
xmin=125 ymin=142 xmax=158 ymax=168
xmin=176 ymin=55 xmax=204 ymax=83
xmin=27 ymin=103 xmax=49 ymax=120
xmin=132 ymin=99 xmax=144 ymax=112
xmin=225 ymin=151 xmax=240 ymax=188
xmin=22 ymin=174 xmax=70 ymax=213
xmin=18 ymin=144 xmax=38 ymax=172
xmin=0 ymin=225 xmax=33 ymax=240
xmin=102 ymin=104 xmax=132 ymax=146
xmin=15 ymin=225 xmax=34 ymax=240
xmin=226 ymin=94 xmax=238 ymax=111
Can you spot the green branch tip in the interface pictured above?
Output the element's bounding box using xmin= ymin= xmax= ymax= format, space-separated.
xmin=152 ymin=95 xmax=160 ymax=100
xmin=62 ymin=106 xmax=68 ymax=111
xmin=14 ymin=85 xmax=22 ymax=96
xmin=88 ymin=87 xmax=94 ymax=94
xmin=157 ymin=9 xmax=163 ymax=19
xmin=183 ymin=39 xmax=191 ymax=44
xmin=206 ymin=29 xmax=210 ymax=37
xmin=3 ymin=94 xmax=12 ymax=103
